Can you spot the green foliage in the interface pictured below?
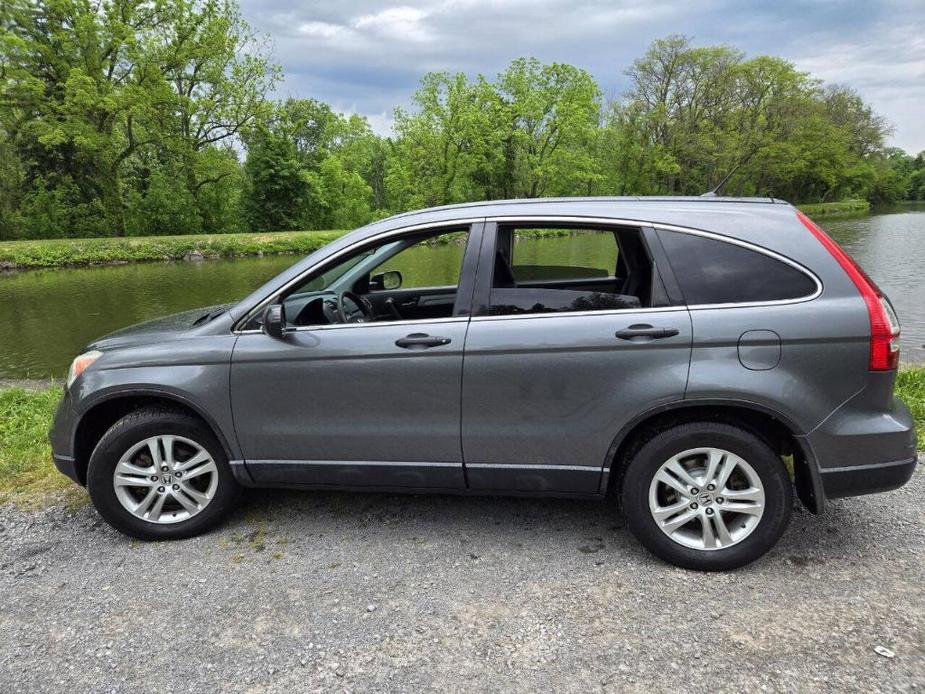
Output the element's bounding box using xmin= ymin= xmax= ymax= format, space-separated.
xmin=125 ymin=163 xmax=204 ymax=236
xmin=498 ymin=58 xmax=602 ymax=197
xmin=867 ymin=148 xmax=925 ymax=203
xmin=243 ymin=98 xmax=380 ymax=229
xmin=2 ymin=15 xmax=924 ymax=241
xmin=382 ymin=40 xmax=918 ymax=211
xmin=389 ymin=71 xmax=484 ymax=207
xmin=244 ymin=126 xmax=311 ymax=231
xmin=1 ymin=0 xmax=277 ymax=239
xmin=386 ymin=61 xmax=602 ymax=207
xmin=17 ymin=176 xmax=111 ymax=238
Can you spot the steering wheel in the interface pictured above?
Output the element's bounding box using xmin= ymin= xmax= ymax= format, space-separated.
xmin=323 ymin=291 xmax=373 ymax=324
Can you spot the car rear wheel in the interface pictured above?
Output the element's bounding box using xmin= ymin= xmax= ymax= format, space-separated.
xmin=621 ymin=422 xmax=792 ymax=571
xmin=87 ymin=407 xmax=240 ymax=540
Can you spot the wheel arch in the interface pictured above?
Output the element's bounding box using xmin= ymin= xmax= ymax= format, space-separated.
xmin=72 ymin=389 xmax=235 ymax=486
xmin=602 ymin=398 xmax=824 ymax=514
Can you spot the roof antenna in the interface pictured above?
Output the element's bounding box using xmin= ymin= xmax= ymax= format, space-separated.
xmin=701 ymin=160 xmax=744 ymax=198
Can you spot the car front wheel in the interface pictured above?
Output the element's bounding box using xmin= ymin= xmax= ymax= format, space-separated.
xmin=87 ymin=407 xmax=240 ymax=540
xmin=621 ymin=422 xmax=792 ymax=571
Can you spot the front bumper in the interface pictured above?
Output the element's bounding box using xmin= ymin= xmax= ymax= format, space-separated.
xmin=48 ymin=388 xmax=82 ymax=485
xmin=52 ymin=453 xmax=81 ymax=484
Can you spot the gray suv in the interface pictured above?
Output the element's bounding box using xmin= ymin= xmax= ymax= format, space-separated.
xmin=49 ymin=197 xmax=917 ymax=570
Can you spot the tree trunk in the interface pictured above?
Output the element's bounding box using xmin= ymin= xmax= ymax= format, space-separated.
xmin=101 ymin=167 xmax=126 ymax=237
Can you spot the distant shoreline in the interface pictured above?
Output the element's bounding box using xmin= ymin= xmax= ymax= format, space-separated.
xmin=0 ymin=230 xmax=346 ymax=272
xmin=795 ymin=199 xmax=870 ymax=217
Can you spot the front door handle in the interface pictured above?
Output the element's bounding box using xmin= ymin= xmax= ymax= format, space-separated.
xmin=395 ymin=333 xmax=452 ymax=349
xmin=615 ymin=324 xmax=680 ymax=340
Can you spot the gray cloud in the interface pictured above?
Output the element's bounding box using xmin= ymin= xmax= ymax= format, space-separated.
xmin=241 ymin=0 xmax=925 ymax=153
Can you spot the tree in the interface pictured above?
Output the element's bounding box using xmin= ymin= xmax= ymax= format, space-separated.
xmin=0 ymin=0 xmax=276 ymax=235
xmin=496 ymin=58 xmax=602 ymax=197
xmin=388 ymin=59 xmax=602 ymax=207
xmin=158 ymin=0 xmax=278 ymax=225
xmin=242 ymin=99 xmax=380 ymax=229
xmin=244 ymin=125 xmax=309 ymax=232
xmin=610 ymin=35 xmax=897 ymax=203
xmin=389 ymin=72 xmax=494 ymax=208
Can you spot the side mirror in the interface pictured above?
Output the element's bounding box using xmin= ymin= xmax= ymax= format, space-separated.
xmin=262 ymin=304 xmax=286 ymax=339
xmin=369 ymin=270 xmax=402 ymax=291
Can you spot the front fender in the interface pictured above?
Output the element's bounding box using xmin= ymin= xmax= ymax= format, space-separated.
xmin=68 ymin=334 xmax=239 ymax=462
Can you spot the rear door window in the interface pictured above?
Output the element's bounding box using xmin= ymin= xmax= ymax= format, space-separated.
xmin=656 ymin=229 xmax=818 ymax=305
xmin=487 ymin=225 xmax=654 ymax=316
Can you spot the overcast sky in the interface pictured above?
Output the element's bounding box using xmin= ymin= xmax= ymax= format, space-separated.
xmin=239 ymin=0 xmax=925 ymax=154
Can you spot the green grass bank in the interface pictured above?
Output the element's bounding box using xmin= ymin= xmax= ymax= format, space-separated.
xmin=0 ymin=229 xmax=346 ymax=271
xmin=797 ymin=199 xmax=870 ymax=217
xmin=2 ymin=368 xmax=923 ymax=503
xmin=0 ymin=200 xmax=870 ymax=271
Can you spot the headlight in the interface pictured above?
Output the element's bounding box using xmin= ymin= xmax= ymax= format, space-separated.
xmin=67 ymin=350 xmax=103 ymax=388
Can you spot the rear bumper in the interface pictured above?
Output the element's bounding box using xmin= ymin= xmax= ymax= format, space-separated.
xmin=805 ymin=390 xmax=918 ymax=501
xmin=819 ymin=456 xmax=918 ymax=498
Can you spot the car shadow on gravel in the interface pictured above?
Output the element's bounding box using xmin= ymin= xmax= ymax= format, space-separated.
xmin=229 ymin=486 xmax=653 ymax=559
xmin=236 ymin=486 xmax=623 ymax=528
xmin=222 ymin=478 xmax=920 ymax=570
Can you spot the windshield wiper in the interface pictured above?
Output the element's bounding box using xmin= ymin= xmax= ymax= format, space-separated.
xmin=193 ymin=307 xmax=227 ymax=325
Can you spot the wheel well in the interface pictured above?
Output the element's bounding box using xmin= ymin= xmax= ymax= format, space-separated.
xmin=72 ymin=396 xmax=217 ymax=485
xmin=607 ymin=404 xmax=820 ymax=513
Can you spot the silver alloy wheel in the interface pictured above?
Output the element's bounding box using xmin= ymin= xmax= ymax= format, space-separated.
xmin=112 ymin=435 xmax=218 ymax=524
xmin=648 ymin=447 xmax=765 ymax=551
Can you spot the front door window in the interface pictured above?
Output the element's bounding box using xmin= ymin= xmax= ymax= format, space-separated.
xmin=243 ymin=227 xmax=471 ymax=330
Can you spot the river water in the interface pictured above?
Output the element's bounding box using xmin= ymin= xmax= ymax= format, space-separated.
xmin=1 ymin=206 xmax=923 ymax=378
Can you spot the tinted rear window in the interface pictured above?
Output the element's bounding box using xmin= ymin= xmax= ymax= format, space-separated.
xmin=657 ymin=230 xmax=817 ymax=305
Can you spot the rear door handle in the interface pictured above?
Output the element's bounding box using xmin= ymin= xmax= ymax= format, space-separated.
xmin=395 ymin=333 xmax=452 ymax=349
xmin=615 ymin=324 xmax=680 ymax=340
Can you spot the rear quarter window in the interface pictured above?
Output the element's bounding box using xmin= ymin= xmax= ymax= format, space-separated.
xmin=657 ymin=229 xmax=818 ymax=305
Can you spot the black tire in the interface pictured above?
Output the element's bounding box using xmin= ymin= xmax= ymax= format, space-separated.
xmin=620 ymin=422 xmax=792 ymax=571
xmin=87 ymin=407 xmax=240 ymax=540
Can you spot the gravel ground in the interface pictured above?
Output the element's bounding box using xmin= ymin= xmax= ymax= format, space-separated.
xmin=1 ymin=460 xmax=923 ymax=693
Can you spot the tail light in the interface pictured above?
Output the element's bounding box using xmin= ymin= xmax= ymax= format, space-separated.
xmin=797 ymin=211 xmax=900 ymax=371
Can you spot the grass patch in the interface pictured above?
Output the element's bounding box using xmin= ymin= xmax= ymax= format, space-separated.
xmin=897 ymin=367 xmax=925 ymax=446
xmin=797 ymin=199 xmax=870 ymax=218
xmin=0 ymin=386 xmax=79 ymax=502
xmin=0 ymin=229 xmax=347 ymax=271
xmin=1 ymin=368 xmax=922 ymax=506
